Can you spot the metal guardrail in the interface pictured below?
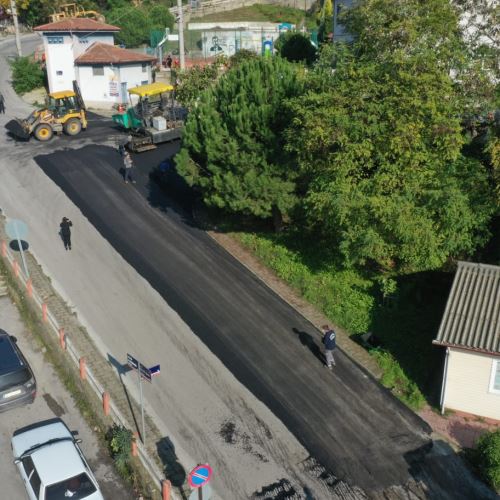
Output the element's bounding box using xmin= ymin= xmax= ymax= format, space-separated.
xmin=0 ymin=237 xmax=178 ymax=499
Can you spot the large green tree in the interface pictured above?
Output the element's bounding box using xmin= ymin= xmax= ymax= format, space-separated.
xmin=285 ymin=43 xmax=495 ymax=272
xmin=176 ymin=57 xmax=304 ymax=229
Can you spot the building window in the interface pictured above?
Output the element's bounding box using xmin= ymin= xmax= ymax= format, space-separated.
xmin=489 ymin=360 xmax=500 ymax=394
xmin=141 ymin=63 xmax=147 ymax=73
xmin=47 ymin=36 xmax=63 ymax=44
xmin=78 ymin=38 xmax=89 ymax=44
xmin=56 ymin=70 xmax=63 ymax=76
xmin=141 ymin=80 xmax=148 ymax=85
xmin=92 ymin=66 xmax=104 ymax=76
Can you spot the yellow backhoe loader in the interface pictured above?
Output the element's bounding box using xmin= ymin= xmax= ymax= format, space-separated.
xmin=7 ymin=81 xmax=87 ymax=142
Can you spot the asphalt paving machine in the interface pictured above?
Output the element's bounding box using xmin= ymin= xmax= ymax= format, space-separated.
xmin=112 ymin=82 xmax=184 ymax=153
xmin=7 ymin=81 xmax=87 ymax=142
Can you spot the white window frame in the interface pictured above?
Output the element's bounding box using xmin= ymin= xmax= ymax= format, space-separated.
xmin=488 ymin=359 xmax=500 ymax=394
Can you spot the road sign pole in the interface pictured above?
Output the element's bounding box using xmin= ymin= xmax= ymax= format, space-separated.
xmin=138 ymin=362 xmax=146 ymax=445
xmin=198 ymin=486 xmax=203 ymax=500
xmin=13 ymin=224 xmax=29 ymax=278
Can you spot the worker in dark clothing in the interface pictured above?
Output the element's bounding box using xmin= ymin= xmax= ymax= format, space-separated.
xmin=0 ymin=92 xmax=5 ymax=114
xmin=60 ymin=217 xmax=73 ymax=250
xmin=321 ymin=324 xmax=337 ymax=369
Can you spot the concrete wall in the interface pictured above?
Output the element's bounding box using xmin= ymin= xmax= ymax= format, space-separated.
xmin=443 ymin=348 xmax=500 ymax=420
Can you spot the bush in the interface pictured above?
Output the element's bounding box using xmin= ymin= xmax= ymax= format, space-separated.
xmin=107 ymin=425 xmax=133 ymax=477
xmin=229 ymin=49 xmax=258 ymax=68
xmin=475 ymin=429 xmax=500 ymax=491
xmin=10 ymin=56 xmax=45 ymax=94
xmin=277 ymin=32 xmax=317 ymax=65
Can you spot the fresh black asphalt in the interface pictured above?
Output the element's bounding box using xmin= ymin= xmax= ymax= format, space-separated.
xmin=36 ymin=142 xmax=441 ymax=495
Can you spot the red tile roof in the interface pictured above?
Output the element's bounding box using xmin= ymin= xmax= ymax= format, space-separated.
xmin=34 ymin=18 xmax=120 ymax=32
xmin=75 ymin=43 xmax=156 ymax=65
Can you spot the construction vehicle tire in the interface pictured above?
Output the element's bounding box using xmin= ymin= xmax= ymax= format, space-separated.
xmin=64 ymin=118 xmax=82 ymax=136
xmin=34 ymin=123 xmax=53 ymax=141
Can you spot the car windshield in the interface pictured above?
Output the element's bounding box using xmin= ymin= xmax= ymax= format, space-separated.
xmin=45 ymin=472 xmax=97 ymax=499
xmin=0 ymin=367 xmax=30 ymax=391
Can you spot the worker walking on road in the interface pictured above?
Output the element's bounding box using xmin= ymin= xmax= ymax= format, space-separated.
xmin=322 ymin=324 xmax=337 ymax=369
xmin=0 ymin=92 xmax=5 ymax=114
xmin=123 ymin=151 xmax=136 ymax=184
xmin=59 ymin=217 xmax=73 ymax=251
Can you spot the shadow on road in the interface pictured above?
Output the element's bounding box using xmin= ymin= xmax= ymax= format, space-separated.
xmin=156 ymin=436 xmax=187 ymax=491
xmin=292 ymin=327 xmax=324 ymax=366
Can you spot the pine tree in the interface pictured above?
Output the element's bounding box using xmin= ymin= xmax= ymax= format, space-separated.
xmin=176 ymin=57 xmax=304 ymax=229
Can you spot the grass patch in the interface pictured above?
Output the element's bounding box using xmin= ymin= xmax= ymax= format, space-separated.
xmin=0 ymin=259 xmax=160 ymax=499
xmin=193 ymin=4 xmax=316 ymax=28
xmin=232 ymin=228 xmax=449 ymax=409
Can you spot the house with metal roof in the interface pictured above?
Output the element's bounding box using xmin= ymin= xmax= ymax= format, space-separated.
xmin=433 ymin=261 xmax=500 ymax=420
xmin=34 ymin=18 xmax=155 ymax=108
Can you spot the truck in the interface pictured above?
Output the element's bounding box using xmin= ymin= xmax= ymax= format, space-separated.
xmin=111 ymin=82 xmax=184 ymax=153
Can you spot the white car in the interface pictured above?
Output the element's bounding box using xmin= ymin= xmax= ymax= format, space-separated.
xmin=12 ymin=418 xmax=104 ymax=500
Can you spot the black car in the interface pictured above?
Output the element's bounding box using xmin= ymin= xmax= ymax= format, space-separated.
xmin=0 ymin=329 xmax=36 ymax=412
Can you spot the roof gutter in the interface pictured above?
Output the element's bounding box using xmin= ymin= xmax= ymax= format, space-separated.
xmin=440 ymin=347 xmax=450 ymax=415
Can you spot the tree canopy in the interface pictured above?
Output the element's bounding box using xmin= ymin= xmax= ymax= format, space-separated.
xmin=277 ymin=32 xmax=317 ymax=65
xmin=175 ymin=0 xmax=498 ymax=274
xmin=176 ymin=57 xmax=304 ymax=228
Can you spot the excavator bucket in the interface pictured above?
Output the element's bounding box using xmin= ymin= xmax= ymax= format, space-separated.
xmin=5 ymin=118 xmax=30 ymax=140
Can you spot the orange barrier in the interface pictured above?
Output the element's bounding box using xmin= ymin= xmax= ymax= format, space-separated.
xmin=42 ymin=302 xmax=48 ymax=322
xmin=132 ymin=432 xmax=138 ymax=457
xmin=59 ymin=328 xmax=66 ymax=350
xmin=79 ymin=357 xmax=87 ymax=380
xmin=162 ymin=480 xmax=172 ymax=500
xmin=26 ymin=278 xmax=33 ymax=297
xmin=13 ymin=260 xmax=19 ymax=277
xmin=102 ymin=392 xmax=110 ymax=416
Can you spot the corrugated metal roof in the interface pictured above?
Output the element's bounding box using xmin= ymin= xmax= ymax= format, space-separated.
xmin=434 ymin=261 xmax=500 ymax=353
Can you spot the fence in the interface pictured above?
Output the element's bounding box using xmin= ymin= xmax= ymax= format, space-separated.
xmin=0 ymin=238 xmax=177 ymax=500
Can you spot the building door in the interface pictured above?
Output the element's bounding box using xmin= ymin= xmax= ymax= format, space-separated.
xmin=120 ymin=82 xmax=128 ymax=104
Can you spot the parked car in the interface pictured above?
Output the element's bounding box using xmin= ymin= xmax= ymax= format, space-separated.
xmin=0 ymin=328 xmax=36 ymax=412
xmin=12 ymin=418 xmax=104 ymax=500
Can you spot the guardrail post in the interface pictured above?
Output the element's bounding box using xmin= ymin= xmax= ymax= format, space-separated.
xmin=42 ymin=302 xmax=48 ymax=322
xmin=13 ymin=260 xmax=19 ymax=277
xmin=131 ymin=432 xmax=138 ymax=457
xmin=162 ymin=480 xmax=172 ymax=500
xmin=79 ymin=357 xmax=87 ymax=380
xmin=26 ymin=278 xmax=33 ymax=298
xmin=59 ymin=328 xmax=66 ymax=350
xmin=102 ymin=392 xmax=110 ymax=416
xmin=1 ymin=240 xmax=6 ymax=257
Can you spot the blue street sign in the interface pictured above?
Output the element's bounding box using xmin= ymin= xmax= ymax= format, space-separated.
xmin=149 ymin=365 xmax=160 ymax=376
xmin=127 ymin=353 xmax=153 ymax=382
xmin=127 ymin=353 xmax=138 ymax=370
xmin=140 ymin=363 xmax=152 ymax=383
xmin=5 ymin=219 xmax=28 ymax=240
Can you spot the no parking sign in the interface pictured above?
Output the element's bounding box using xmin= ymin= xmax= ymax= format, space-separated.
xmin=188 ymin=464 xmax=213 ymax=500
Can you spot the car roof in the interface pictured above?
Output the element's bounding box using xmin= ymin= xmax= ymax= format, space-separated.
xmin=31 ymin=440 xmax=87 ymax=485
xmin=0 ymin=331 xmax=24 ymax=375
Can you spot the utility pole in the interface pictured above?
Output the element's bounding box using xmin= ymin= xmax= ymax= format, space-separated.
xmin=9 ymin=0 xmax=22 ymax=56
xmin=176 ymin=0 xmax=185 ymax=70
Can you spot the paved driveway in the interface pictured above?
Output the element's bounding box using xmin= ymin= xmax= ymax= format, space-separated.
xmin=0 ymin=296 xmax=132 ymax=500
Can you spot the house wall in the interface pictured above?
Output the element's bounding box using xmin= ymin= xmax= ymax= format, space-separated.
xmin=45 ymin=38 xmax=76 ymax=92
xmin=76 ymin=63 xmax=151 ymax=109
xmin=43 ymin=32 xmax=115 ymax=93
xmin=444 ymin=348 xmax=500 ymax=420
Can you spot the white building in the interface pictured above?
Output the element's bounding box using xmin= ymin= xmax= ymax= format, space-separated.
xmin=188 ymin=22 xmax=294 ymax=58
xmin=34 ymin=18 xmax=155 ymax=108
xmin=434 ymin=262 xmax=500 ymax=421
